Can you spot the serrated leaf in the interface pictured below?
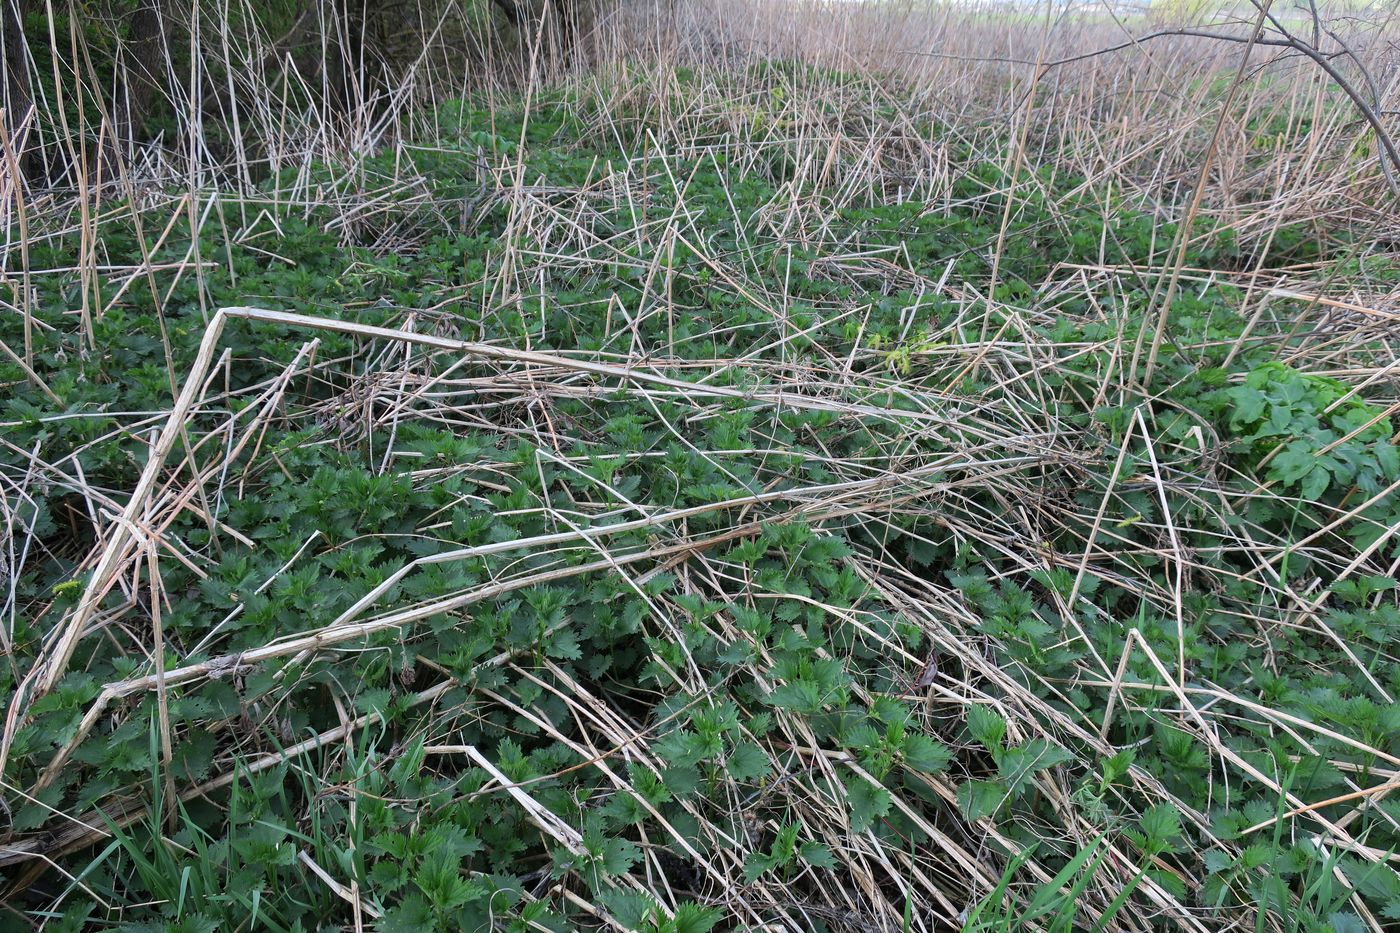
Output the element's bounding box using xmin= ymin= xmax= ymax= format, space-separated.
xmin=1300 ymin=463 xmax=1330 ymax=500
xmin=902 ymin=734 xmax=951 ymax=773
xmin=846 ymin=777 xmax=891 ymax=833
xmin=1101 ymin=748 xmax=1134 ymax=784
xmin=743 ymin=851 xmax=779 ymax=883
xmin=377 ymin=893 xmax=436 ymax=933
xmin=601 ymin=837 xmax=641 ymax=876
xmin=966 ymin=705 xmax=1006 ymax=749
xmin=768 ymin=681 xmax=823 ymax=713
xmin=1328 ymin=913 xmax=1367 ymax=933
xmin=799 ymin=841 xmax=836 ymax=869
xmin=1203 ymin=850 xmax=1233 ymax=874
xmin=672 ymin=902 xmax=722 ymax=933
xmin=727 ymin=741 xmax=772 ymax=783
xmin=956 ymin=779 xmax=1006 ymax=821
xmin=1139 ymin=803 xmax=1181 ymax=852
xmin=547 ymin=627 xmax=582 ymax=660
xmin=596 ymin=889 xmax=656 ymax=928
xmin=995 ymin=738 xmax=1073 ymax=792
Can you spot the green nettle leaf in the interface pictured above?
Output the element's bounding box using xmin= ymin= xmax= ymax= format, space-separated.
xmin=1203 ymin=850 xmax=1234 ymax=874
xmin=1229 ymin=387 xmax=1267 ymax=426
xmin=727 ymin=741 xmax=773 ymax=783
xmin=669 ymin=903 xmax=723 ymax=933
xmin=799 ymin=841 xmax=836 ymax=870
xmin=378 ymin=894 xmax=438 ymax=933
xmin=743 ymin=852 xmax=779 ymax=883
xmin=603 ymin=790 xmax=647 ymax=825
xmin=662 ymin=763 xmax=703 ymax=797
xmin=769 ymin=822 xmax=800 ymax=861
xmin=369 ymin=859 xmax=410 ymax=893
xmin=1377 ymin=442 xmax=1400 ymax=478
xmin=548 ymin=628 xmax=583 ymax=660
xmin=966 ymin=704 xmax=1007 ymax=749
xmin=1101 ymin=748 xmax=1134 ymax=785
xmin=168 ymin=916 xmax=221 ymax=933
xmin=601 ymin=837 xmax=642 ymax=876
xmin=1139 ymin=803 xmax=1182 ymax=853
xmin=846 ymin=778 xmax=892 ymax=833
xmin=1342 ymin=855 xmax=1400 ymax=914
xmin=902 ymin=734 xmax=952 ymax=773
xmin=1300 ymin=464 xmax=1330 ymax=500
xmin=414 ymin=850 xmax=477 ymax=912
xmin=768 ymin=681 xmax=824 ymax=713
xmin=1328 ymin=913 xmax=1368 ymax=933
xmin=996 ymin=738 xmax=1074 ymax=792
xmin=595 ymin=890 xmax=656 ymax=929
xmin=956 ymin=779 xmax=1007 ymax=821
xmin=14 ymin=79 xmax=1400 ymax=933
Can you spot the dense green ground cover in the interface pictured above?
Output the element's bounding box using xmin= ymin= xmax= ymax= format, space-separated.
xmin=3 ymin=70 xmax=1400 ymax=931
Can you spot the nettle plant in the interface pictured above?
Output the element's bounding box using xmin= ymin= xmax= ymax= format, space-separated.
xmin=1222 ymin=362 xmax=1400 ymax=501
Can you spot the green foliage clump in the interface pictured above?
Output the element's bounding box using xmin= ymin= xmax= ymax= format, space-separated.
xmin=1222 ymin=362 xmax=1399 ymax=498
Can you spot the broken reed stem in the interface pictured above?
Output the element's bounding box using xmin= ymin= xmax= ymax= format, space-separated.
xmin=9 ymin=299 xmax=1019 ymax=768
xmin=0 ymin=312 xmax=228 ymax=779
xmin=27 ymin=473 xmax=969 ymax=802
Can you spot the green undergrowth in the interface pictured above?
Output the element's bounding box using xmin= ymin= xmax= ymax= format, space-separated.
xmin=3 ymin=74 xmax=1400 ymax=932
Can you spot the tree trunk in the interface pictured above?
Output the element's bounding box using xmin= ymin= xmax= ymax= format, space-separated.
xmin=1 ymin=0 xmax=34 ymax=177
xmin=122 ymin=0 xmax=168 ymax=145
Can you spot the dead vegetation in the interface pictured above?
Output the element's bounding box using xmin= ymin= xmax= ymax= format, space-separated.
xmin=2 ymin=1 xmax=1400 ymax=930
